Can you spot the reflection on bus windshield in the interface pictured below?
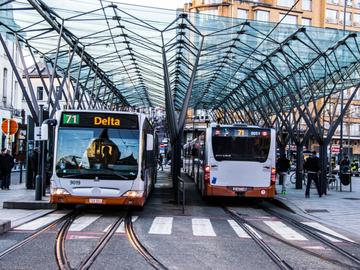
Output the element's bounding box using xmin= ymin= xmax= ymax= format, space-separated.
xmin=56 ymin=128 xmax=139 ymax=180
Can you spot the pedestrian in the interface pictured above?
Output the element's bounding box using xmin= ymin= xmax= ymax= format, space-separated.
xmin=158 ymin=154 xmax=164 ymax=171
xmin=339 ymin=155 xmax=351 ymax=185
xmin=0 ymin=148 xmax=15 ymax=190
xmin=276 ymin=154 xmax=291 ymax=195
xmin=28 ymin=148 xmax=39 ymax=189
xmin=303 ymin=150 xmax=321 ymax=198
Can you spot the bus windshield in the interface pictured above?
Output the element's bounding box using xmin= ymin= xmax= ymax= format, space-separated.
xmin=212 ymin=127 xmax=270 ymax=162
xmin=55 ymin=127 xmax=139 ymax=180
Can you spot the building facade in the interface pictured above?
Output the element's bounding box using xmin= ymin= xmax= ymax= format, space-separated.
xmin=185 ymin=0 xmax=360 ymax=159
xmin=0 ymin=4 xmax=23 ymax=151
xmin=185 ymin=0 xmax=360 ymax=30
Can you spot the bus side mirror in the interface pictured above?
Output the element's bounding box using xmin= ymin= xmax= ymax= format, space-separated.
xmin=40 ymin=123 xmax=49 ymax=141
xmin=146 ymin=134 xmax=154 ymax=151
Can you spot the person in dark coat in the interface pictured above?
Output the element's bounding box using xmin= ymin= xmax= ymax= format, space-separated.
xmin=339 ymin=155 xmax=351 ymax=185
xmin=28 ymin=148 xmax=39 ymax=189
xmin=303 ymin=150 xmax=321 ymax=198
xmin=0 ymin=148 xmax=15 ymax=190
xmin=276 ymin=154 xmax=291 ymax=194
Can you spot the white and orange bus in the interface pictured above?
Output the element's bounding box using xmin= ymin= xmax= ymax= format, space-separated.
xmin=50 ymin=110 xmax=157 ymax=207
xmin=183 ymin=123 xmax=276 ymax=198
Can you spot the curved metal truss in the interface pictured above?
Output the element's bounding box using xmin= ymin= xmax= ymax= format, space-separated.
xmin=2 ymin=0 xmax=360 ymax=194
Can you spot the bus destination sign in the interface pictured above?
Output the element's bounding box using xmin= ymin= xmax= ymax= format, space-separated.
xmin=60 ymin=112 xmax=138 ymax=129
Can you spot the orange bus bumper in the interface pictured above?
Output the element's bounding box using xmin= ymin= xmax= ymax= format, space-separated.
xmin=50 ymin=194 xmax=145 ymax=206
xmin=205 ymin=184 xmax=275 ymax=198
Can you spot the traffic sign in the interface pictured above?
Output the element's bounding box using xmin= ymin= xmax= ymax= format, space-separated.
xmin=1 ymin=119 xmax=19 ymax=135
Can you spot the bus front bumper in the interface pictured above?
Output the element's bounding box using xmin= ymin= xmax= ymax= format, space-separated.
xmin=50 ymin=194 xmax=145 ymax=206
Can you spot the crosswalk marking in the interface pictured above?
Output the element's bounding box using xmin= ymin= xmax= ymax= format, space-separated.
xmin=264 ymin=221 xmax=308 ymax=241
xmin=69 ymin=214 xmax=101 ymax=232
xmin=244 ymin=224 xmax=262 ymax=239
xmin=302 ymin=222 xmax=354 ymax=243
xmin=192 ymin=218 xmax=216 ymax=236
xmin=15 ymin=213 xmax=67 ymax=231
xmin=103 ymin=216 xmax=139 ymax=233
xmin=227 ymin=220 xmax=250 ymax=238
xmin=149 ymin=217 xmax=173 ymax=235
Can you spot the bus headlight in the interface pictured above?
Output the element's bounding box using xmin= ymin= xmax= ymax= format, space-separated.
xmin=51 ymin=188 xmax=70 ymax=195
xmin=123 ymin=191 xmax=143 ymax=198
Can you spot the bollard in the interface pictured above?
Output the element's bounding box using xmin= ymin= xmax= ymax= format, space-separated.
xmin=35 ymin=174 xmax=42 ymax=201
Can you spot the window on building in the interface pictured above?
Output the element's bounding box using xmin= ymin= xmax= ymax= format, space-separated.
xmin=199 ymin=9 xmax=218 ymax=16
xmin=327 ymin=0 xmax=339 ymax=4
xmin=302 ymin=18 xmax=312 ymax=26
xmin=354 ymin=14 xmax=360 ymax=26
xmin=255 ymin=10 xmax=270 ymax=22
xmin=302 ymin=0 xmax=312 ymax=10
xmin=340 ymin=0 xmax=353 ymax=6
xmin=355 ymin=0 xmax=360 ymax=8
xmin=278 ymin=0 xmax=295 ymax=7
xmin=203 ymin=0 xmax=222 ymax=4
xmin=37 ymin=86 xmax=44 ymax=100
xmin=326 ymin=9 xmax=338 ymax=23
xmin=237 ymin=9 xmax=248 ymax=20
xmin=280 ymin=14 xmax=298 ymax=24
xmin=339 ymin=12 xmax=352 ymax=26
xmin=2 ymin=68 xmax=7 ymax=102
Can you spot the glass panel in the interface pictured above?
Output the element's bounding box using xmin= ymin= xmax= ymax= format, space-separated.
xmin=211 ymin=127 xmax=270 ymax=162
xmin=56 ymin=128 xmax=139 ymax=180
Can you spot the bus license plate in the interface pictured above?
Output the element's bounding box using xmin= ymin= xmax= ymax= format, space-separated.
xmin=89 ymin=198 xmax=103 ymax=204
xmin=232 ymin=187 xmax=248 ymax=192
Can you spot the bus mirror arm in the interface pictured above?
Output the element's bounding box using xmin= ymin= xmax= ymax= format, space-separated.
xmin=42 ymin=119 xmax=57 ymax=126
xmin=40 ymin=119 xmax=57 ymax=141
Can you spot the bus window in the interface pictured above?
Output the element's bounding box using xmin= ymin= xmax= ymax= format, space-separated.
xmin=56 ymin=127 xmax=139 ymax=180
xmin=212 ymin=127 xmax=270 ymax=162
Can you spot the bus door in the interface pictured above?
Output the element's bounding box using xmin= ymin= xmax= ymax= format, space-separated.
xmin=209 ymin=127 xmax=273 ymax=188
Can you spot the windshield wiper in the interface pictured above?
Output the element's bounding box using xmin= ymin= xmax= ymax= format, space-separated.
xmin=59 ymin=172 xmax=129 ymax=180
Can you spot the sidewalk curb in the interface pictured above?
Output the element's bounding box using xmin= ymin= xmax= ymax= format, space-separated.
xmin=271 ymin=196 xmax=304 ymax=215
xmin=0 ymin=220 xmax=11 ymax=235
xmin=3 ymin=201 xmax=55 ymax=210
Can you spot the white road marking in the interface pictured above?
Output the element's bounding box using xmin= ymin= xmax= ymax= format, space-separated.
xmin=69 ymin=214 xmax=101 ymax=232
xmin=192 ymin=218 xmax=216 ymax=237
xmin=15 ymin=213 xmax=67 ymax=231
xmin=244 ymin=224 xmax=263 ymax=239
xmin=305 ymin=246 xmax=326 ymax=250
xmin=149 ymin=217 xmax=173 ymax=235
xmin=264 ymin=221 xmax=308 ymax=241
xmin=302 ymin=222 xmax=354 ymax=243
xmin=227 ymin=220 xmax=250 ymax=238
xmin=103 ymin=216 xmax=138 ymax=233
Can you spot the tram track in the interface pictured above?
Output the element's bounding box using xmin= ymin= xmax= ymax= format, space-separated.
xmin=55 ymin=211 xmax=126 ymax=270
xmin=125 ymin=213 xmax=168 ymax=270
xmin=0 ymin=210 xmax=75 ymax=261
xmin=260 ymin=205 xmax=360 ymax=268
xmin=223 ymin=207 xmax=293 ymax=270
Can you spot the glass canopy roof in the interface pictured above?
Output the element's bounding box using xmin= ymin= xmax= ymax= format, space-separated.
xmin=1 ymin=0 xmax=360 ymax=115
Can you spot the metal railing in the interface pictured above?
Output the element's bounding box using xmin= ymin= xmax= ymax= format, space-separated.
xmin=177 ymin=176 xmax=186 ymax=214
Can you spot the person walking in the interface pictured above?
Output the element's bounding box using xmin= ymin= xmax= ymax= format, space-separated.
xmin=28 ymin=148 xmax=39 ymax=189
xmin=0 ymin=148 xmax=15 ymax=190
xmin=276 ymin=154 xmax=290 ymax=195
xmin=158 ymin=154 xmax=164 ymax=171
xmin=303 ymin=150 xmax=321 ymax=198
xmin=339 ymin=155 xmax=351 ymax=186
